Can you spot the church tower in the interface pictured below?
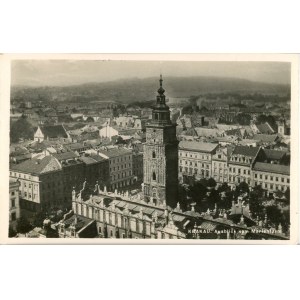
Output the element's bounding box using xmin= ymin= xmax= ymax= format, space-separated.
xmin=143 ymin=75 xmax=178 ymax=208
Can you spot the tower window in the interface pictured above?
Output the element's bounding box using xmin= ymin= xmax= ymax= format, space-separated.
xmin=152 ymin=172 xmax=156 ymax=181
xmin=152 ymin=151 xmax=156 ymax=158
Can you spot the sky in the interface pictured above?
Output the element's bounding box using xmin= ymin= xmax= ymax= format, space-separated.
xmin=11 ymin=59 xmax=291 ymax=87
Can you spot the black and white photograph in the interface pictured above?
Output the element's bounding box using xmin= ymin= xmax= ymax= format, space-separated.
xmin=2 ymin=54 xmax=298 ymax=243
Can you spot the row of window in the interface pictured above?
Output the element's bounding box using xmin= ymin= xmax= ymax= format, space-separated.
xmin=111 ymin=171 xmax=132 ymax=181
xmin=78 ymin=206 xmax=151 ymax=236
xmin=229 ymin=168 xmax=251 ymax=175
xmin=179 ymin=152 xmax=210 ymax=160
xmin=179 ymin=167 xmax=210 ymax=177
xmin=254 ymin=182 xmax=287 ymax=191
xmin=10 ymin=172 xmax=32 ymax=180
xmin=111 ymin=179 xmax=132 ymax=190
xmin=110 ymin=163 xmax=131 ymax=172
xmin=254 ymin=173 xmax=289 ymax=183
xmin=109 ymin=156 xmax=131 ymax=165
xmin=180 ymin=160 xmax=210 ymax=169
xmin=230 ymin=156 xmax=252 ymax=164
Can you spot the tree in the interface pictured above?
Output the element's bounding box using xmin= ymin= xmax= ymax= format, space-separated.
xmin=16 ymin=216 xmax=32 ymax=234
xmin=10 ymin=116 xmax=35 ymax=143
xmin=207 ymin=178 xmax=217 ymax=188
xmin=234 ymin=113 xmax=251 ymax=125
xmin=32 ymin=211 xmax=46 ymax=228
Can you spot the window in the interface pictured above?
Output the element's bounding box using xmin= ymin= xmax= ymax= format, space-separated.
xmin=152 ymin=151 xmax=156 ymax=158
xmin=265 ymin=175 xmax=268 ymax=180
xmin=11 ymin=212 xmax=16 ymax=221
xmin=281 ymin=178 xmax=284 ymax=183
xmin=255 ymin=174 xmax=257 ymax=178
xmin=152 ymin=172 xmax=156 ymax=181
xmin=270 ymin=176 xmax=273 ymax=181
xmin=287 ymin=178 xmax=290 ymax=183
xmin=260 ymin=175 xmax=262 ymax=179
xmin=11 ymin=199 xmax=15 ymax=208
xmin=276 ymin=177 xmax=278 ymax=182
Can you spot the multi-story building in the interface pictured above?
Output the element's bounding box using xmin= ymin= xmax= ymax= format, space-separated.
xmin=98 ymin=147 xmax=134 ymax=191
xmin=211 ymin=146 xmax=234 ymax=184
xmin=9 ymin=179 xmax=20 ymax=229
xmin=10 ymin=155 xmax=64 ymax=213
xmin=252 ymin=162 xmax=290 ymax=196
xmin=132 ymin=150 xmax=143 ymax=184
xmin=143 ymin=75 xmax=179 ymax=208
xmin=53 ymin=151 xmax=85 ymax=206
xmin=178 ymin=141 xmax=218 ymax=183
xmin=80 ymin=154 xmax=110 ymax=189
xmin=228 ymin=146 xmax=261 ymax=187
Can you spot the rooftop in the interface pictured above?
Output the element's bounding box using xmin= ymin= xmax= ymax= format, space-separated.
xmin=253 ymin=134 xmax=279 ymax=143
xmin=53 ymin=151 xmax=79 ymax=161
xmin=253 ymin=162 xmax=290 ymax=175
xmin=98 ymin=147 xmax=132 ymax=158
xmin=232 ymin=146 xmax=260 ymax=157
xmin=179 ymin=141 xmax=218 ymax=153
xmin=40 ymin=125 xmax=68 ymax=139
xmin=10 ymin=155 xmax=62 ymax=175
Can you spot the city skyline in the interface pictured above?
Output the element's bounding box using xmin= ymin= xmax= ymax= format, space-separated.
xmin=11 ymin=60 xmax=291 ymax=87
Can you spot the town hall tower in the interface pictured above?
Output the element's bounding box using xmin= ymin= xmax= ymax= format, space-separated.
xmin=143 ymin=75 xmax=178 ymax=208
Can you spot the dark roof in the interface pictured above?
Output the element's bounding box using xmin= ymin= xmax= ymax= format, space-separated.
xmin=10 ymin=155 xmax=61 ymax=175
xmin=40 ymin=125 xmax=68 ymax=138
xmin=253 ymin=162 xmax=290 ymax=175
xmin=256 ymin=123 xmax=275 ymax=134
xmin=232 ymin=146 xmax=260 ymax=157
xmin=263 ymin=149 xmax=287 ymax=161
xmin=53 ymin=151 xmax=79 ymax=161
xmin=253 ymin=134 xmax=279 ymax=143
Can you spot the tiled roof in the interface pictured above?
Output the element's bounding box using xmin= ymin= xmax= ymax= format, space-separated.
xmin=10 ymin=156 xmax=62 ymax=175
xmin=98 ymin=147 xmax=132 ymax=158
xmin=53 ymin=151 xmax=79 ymax=161
xmin=256 ymin=123 xmax=275 ymax=134
xmin=179 ymin=141 xmax=218 ymax=153
xmin=194 ymin=127 xmax=221 ymax=137
xmin=253 ymin=162 xmax=290 ymax=175
xmin=40 ymin=125 xmax=68 ymax=138
xmin=253 ymin=134 xmax=279 ymax=143
xmin=263 ymin=149 xmax=287 ymax=161
xmin=232 ymin=146 xmax=260 ymax=157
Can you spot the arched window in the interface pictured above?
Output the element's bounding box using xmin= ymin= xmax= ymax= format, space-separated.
xmin=152 ymin=172 xmax=156 ymax=181
xmin=152 ymin=151 xmax=156 ymax=158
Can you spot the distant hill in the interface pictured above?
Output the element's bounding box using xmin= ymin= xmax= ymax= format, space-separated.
xmin=11 ymin=76 xmax=290 ymax=104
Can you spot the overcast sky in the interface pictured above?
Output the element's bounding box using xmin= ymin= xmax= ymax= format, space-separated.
xmin=11 ymin=60 xmax=291 ymax=86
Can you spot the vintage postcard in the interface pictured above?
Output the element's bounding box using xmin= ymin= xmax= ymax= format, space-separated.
xmin=0 ymin=54 xmax=298 ymax=244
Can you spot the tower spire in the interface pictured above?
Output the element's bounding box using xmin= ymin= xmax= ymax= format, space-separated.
xmin=157 ymin=74 xmax=165 ymax=97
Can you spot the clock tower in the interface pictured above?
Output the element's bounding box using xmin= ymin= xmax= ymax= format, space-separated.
xmin=143 ymin=75 xmax=178 ymax=208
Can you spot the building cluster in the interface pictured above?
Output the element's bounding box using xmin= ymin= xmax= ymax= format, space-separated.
xmin=9 ymin=76 xmax=291 ymax=240
xmin=179 ymin=142 xmax=290 ymax=197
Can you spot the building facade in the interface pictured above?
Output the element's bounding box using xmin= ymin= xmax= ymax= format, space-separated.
xmin=10 ymin=155 xmax=64 ymax=213
xmin=9 ymin=179 xmax=21 ymax=229
xmin=143 ymin=75 xmax=179 ymax=208
xmin=98 ymin=147 xmax=134 ymax=191
xmin=178 ymin=141 xmax=218 ymax=183
xmin=211 ymin=146 xmax=231 ymax=184
xmin=228 ymin=146 xmax=261 ymax=187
